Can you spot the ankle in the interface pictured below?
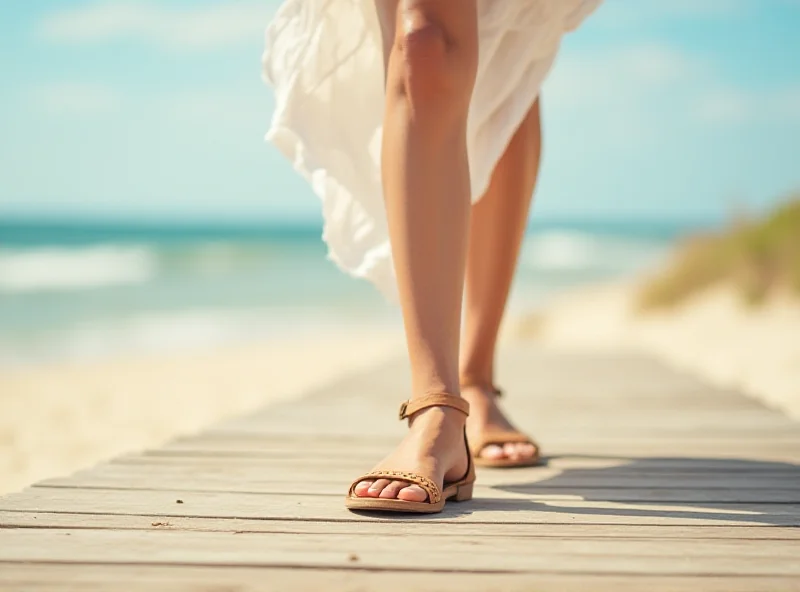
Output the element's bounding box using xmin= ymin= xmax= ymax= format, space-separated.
xmin=460 ymin=380 xmax=496 ymax=397
xmin=459 ymin=367 xmax=494 ymax=390
xmin=410 ymin=377 xmax=461 ymax=398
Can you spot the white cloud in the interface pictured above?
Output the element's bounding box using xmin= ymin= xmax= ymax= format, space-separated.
xmin=592 ymin=0 xmax=749 ymax=27
xmin=541 ymin=45 xmax=699 ymax=147
xmin=693 ymin=91 xmax=750 ymax=123
xmin=545 ymin=41 xmax=800 ymax=147
xmin=545 ymin=44 xmax=704 ymax=109
xmin=30 ymin=83 xmax=270 ymax=127
xmin=165 ymin=90 xmax=269 ymax=128
xmin=33 ymin=83 xmax=121 ymax=116
xmin=774 ymin=88 xmax=800 ymax=119
xmin=694 ymin=87 xmax=800 ymax=124
xmin=37 ymin=1 xmax=276 ymax=51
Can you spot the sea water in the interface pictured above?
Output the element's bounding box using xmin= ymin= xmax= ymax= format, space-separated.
xmin=0 ymin=218 xmax=704 ymax=367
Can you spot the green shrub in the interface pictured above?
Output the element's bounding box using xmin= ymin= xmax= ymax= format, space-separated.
xmin=638 ymin=197 xmax=800 ymax=309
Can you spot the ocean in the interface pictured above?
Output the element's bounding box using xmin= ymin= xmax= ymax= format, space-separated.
xmin=0 ymin=218 xmax=706 ymax=367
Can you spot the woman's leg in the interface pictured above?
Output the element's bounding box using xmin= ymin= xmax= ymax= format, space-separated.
xmin=352 ymin=0 xmax=479 ymax=501
xmin=460 ymin=99 xmax=542 ymax=462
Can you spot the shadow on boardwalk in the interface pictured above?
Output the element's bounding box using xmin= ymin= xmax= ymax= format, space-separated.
xmin=480 ymin=456 xmax=800 ymax=527
xmin=348 ymin=456 xmax=800 ymax=526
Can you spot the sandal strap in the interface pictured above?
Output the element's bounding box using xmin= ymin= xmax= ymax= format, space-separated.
xmin=460 ymin=381 xmax=503 ymax=397
xmin=398 ymin=393 xmax=469 ymax=420
xmin=348 ymin=471 xmax=441 ymax=504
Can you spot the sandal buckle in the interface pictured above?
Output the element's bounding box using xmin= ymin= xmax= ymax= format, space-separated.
xmin=398 ymin=401 xmax=408 ymax=420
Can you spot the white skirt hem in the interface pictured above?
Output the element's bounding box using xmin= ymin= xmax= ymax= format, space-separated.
xmin=263 ymin=0 xmax=602 ymax=300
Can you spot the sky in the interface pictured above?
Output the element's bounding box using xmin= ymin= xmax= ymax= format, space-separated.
xmin=0 ymin=0 xmax=799 ymax=225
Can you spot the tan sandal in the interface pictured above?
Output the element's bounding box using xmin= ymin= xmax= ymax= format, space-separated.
xmin=462 ymin=383 xmax=541 ymax=468
xmin=345 ymin=393 xmax=475 ymax=514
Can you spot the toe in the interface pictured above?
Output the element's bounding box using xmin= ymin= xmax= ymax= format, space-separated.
xmin=397 ymin=484 xmax=428 ymax=502
xmin=521 ymin=443 xmax=537 ymax=458
xmin=367 ymin=479 xmax=392 ymax=497
xmin=503 ymin=442 xmax=521 ymax=460
xmin=480 ymin=444 xmax=505 ymax=459
xmin=378 ymin=480 xmax=407 ymax=499
xmin=353 ymin=480 xmax=374 ymax=497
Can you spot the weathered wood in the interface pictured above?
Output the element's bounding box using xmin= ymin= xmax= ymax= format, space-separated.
xmin=219 ymin=411 xmax=800 ymax=438
xmin=164 ymin=432 xmax=800 ymax=455
xmin=3 ymin=564 xmax=800 ymax=592
xmin=1 ymin=348 xmax=798 ymax=589
xmin=106 ymin=443 xmax=800 ymax=465
xmin=2 ymin=487 xmax=799 ymax=526
xmin=36 ymin=462 xmax=800 ymax=493
xmin=0 ymin=529 xmax=799 ymax=575
xmin=3 ymin=511 xmax=799 ymax=539
xmin=13 ymin=483 xmax=799 ymax=503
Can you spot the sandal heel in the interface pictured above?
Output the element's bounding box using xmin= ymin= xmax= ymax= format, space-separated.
xmin=454 ymin=482 xmax=473 ymax=502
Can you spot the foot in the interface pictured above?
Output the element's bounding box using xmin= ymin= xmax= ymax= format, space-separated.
xmin=461 ymin=385 xmax=538 ymax=463
xmin=352 ymin=406 xmax=469 ymax=502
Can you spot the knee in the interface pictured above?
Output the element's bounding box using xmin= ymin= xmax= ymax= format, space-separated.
xmin=391 ymin=10 xmax=477 ymax=117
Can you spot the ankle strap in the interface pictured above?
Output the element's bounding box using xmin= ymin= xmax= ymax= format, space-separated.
xmin=398 ymin=393 xmax=470 ymax=420
xmin=460 ymin=381 xmax=503 ymax=398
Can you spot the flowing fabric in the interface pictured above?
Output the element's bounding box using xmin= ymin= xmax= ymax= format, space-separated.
xmin=263 ymin=0 xmax=602 ymax=299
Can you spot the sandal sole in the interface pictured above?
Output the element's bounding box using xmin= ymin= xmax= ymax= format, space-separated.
xmin=473 ymin=454 xmax=541 ymax=468
xmin=345 ymin=481 xmax=473 ymax=514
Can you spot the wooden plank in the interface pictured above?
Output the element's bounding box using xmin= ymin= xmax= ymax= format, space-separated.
xmin=118 ymin=445 xmax=800 ymax=473
xmin=112 ymin=435 xmax=800 ymax=458
xmin=213 ymin=412 xmax=800 ymax=441
xmin=207 ymin=353 xmax=800 ymax=441
xmin=3 ymin=564 xmax=800 ymax=592
xmin=170 ymin=428 xmax=798 ymax=448
xmin=36 ymin=462 xmax=800 ymax=492
xmin=229 ymin=390 xmax=787 ymax=412
xmin=3 ymin=511 xmax=799 ymax=539
xmin=18 ymin=484 xmax=798 ymax=503
xmin=165 ymin=432 xmax=800 ymax=455
xmin=220 ymin=404 xmax=799 ymax=430
xmin=0 ymin=529 xmax=798 ymax=575
xmin=2 ymin=488 xmax=799 ymax=526
xmin=102 ymin=448 xmax=800 ymax=467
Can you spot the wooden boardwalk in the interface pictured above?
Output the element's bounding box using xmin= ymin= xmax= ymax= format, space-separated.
xmin=1 ymin=345 xmax=799 ymax=591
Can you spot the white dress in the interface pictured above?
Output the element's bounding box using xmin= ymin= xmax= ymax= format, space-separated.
xmin=263 ymin=0 xmax=602 ymax=300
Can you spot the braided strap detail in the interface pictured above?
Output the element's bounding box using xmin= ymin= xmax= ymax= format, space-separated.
xmin=349 ymin=471 xmax=441 ymax=504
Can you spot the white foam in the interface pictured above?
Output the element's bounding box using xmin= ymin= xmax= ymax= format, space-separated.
xmin=522 ymin=231 xmax=667 ymax=272
xmin=0 ymin=307 xmax=398 ymax=368
xmin=524 ymin=231 xmax=597 ymax=270
xmin=0 ymin=246 xmax=157 ymax=293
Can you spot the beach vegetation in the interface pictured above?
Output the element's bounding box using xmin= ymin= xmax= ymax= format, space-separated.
xmin=639 ymin=196 xmax=800 ymax=308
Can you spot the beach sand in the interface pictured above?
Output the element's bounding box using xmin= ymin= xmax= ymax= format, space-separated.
xmin=0 ymin=328 xmax=403 ymax=495
xmin=517 ymin=280 xmax=800 ymax=420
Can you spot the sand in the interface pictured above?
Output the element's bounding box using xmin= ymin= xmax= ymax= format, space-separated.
xmin=517 ymin=280 xmax=800 ymax=420
xmin=0 ymin=329 xmax=403 ymax=495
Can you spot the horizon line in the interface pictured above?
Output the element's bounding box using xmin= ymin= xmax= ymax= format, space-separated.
xmin=0 ymin=211 xmax=722 ymax=229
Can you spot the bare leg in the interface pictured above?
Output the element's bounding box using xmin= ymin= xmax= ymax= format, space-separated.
xmin=353 ymin=0 xmax=479 ymax=501
xmin=460 ymin=99 xmax=542 ymax=462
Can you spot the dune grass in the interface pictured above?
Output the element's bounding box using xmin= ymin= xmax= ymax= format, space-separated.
xmin=638 ymin=196 xmax=800 ymax=309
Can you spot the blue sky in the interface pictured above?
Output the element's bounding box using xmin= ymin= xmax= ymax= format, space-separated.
xmin=1 ymin=0 xmax=799 ymax=224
